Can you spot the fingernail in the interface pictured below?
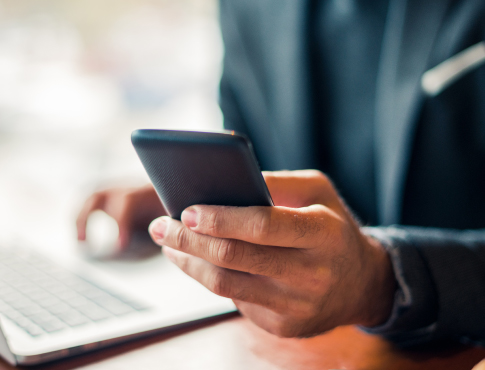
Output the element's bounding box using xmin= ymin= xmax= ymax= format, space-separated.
xmin=181 ymin=207 xmax=198 ymax=228
xmin=150 ymin=218 xmax=167 ymax=241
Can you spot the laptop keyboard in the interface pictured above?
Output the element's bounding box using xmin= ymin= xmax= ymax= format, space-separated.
xmin=0 ymin=249 xmax=149 ymax=337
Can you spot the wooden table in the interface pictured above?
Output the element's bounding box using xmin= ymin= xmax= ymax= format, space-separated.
xmin=1 ymin=315 xmax=484 ymax=370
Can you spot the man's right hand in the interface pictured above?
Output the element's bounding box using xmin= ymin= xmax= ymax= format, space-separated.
xmin=76 ymin=184 xmax=165 ymax=250
xmin=149 ymin=170 xmax=396 ymax=337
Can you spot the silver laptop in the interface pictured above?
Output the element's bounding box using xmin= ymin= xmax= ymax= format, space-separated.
xmin=0 ymin=233 xmax=236 ymax=366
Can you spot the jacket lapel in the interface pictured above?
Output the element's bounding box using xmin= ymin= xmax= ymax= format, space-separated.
xmin=375 ymin=0 xmax=452 ymax=225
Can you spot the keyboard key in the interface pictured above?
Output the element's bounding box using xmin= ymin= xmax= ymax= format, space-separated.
xmin=65 ymin=294 xmax=89 ymax=308
xmin=9 ymin=297 xmax=34 ymax=310
xmin=20 ymin=270 xmax=45 ymax=281
xmin=39 ymin=320 xmax=64 ymax=333
xmin=4 ymin=310 xmax=23 ymax=321
xmin=8 ymin=277 xmax=30 ymax=289
xmin=0 ymin=300 xmax=12 ymax=312
xmin=67 ymin=280 xmax=92 ymax=291
xmin=3 ymin=292 xmax=24 ymax=304
xmin=12 ymin=315 xmax=31 ymax=326
xmin=36 ymin=296 xmax=62 ymax=308
xmin=36 ymin=277 xmax=59 ymax=289
xmin=13 ymin=317 xmax=44 ymax=337
xmin=56 ymin=289 xmax=80 ymax=301
xmin=26 ymin=289 xmax=50 ymax=301
xmin=76 ymin=304 xmax=111 ymax=321
xmin=0 ymin=285 xmax=15 ymax=294
xmin=9 ymin=264 xmax=32 ymax=275
xmin=29 ymin=313 xmax=65 ymax=333
xmin=126 ymin=301 xmax=150 ymax=311
xmin=2 ymin=272 xmax=22 ymax=284
xmin=21 ymin=285 xmax=44 ymax=296
xmin=91 ymin=296 xmax=134 ymax=316
xmin=79 ymin=287 xmax=106 ymax=300
xmin=18 ymin=305 xmax=44 ymax=317
xmin=44 ymin=283 xmax=68 ymax=296
xmin=29 ymin=312 xmax=56 ymax=324
xmin=61 ymin=276 xmax=87 ymax=288
xmin=24 ymin=324 xmax=44 ymax=337
xmin=109 ymin=294 xmax=149 ymax=310
xmin=46 ymin=302 xmax=71 ymax=315
xmin=56 ymin=310 xmax=89 ymax=327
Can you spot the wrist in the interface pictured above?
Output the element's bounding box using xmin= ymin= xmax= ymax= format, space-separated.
xmin=358 ymin=235 xmax=397 ymax=327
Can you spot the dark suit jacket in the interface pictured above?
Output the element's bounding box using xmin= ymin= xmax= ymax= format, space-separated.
xmin=218 ymin=0 xmax=485 ymax=345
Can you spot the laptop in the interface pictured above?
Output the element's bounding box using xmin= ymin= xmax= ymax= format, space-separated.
xmin=0 ymin=227 xmax=236 ymax=366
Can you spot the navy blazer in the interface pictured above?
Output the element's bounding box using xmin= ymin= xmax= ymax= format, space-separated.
xmin=219 ymin=0 xmax=485 ymax=345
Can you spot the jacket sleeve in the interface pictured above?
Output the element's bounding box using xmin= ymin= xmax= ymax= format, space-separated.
xmin=360 ymin=226 xmax=485 ymax=346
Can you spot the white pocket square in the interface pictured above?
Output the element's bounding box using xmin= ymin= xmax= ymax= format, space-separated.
xmin=421 ymin=41 xmax=485 ymax=97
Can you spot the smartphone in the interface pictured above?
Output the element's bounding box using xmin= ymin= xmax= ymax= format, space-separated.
xmin=131 ymin=129 xmax=273 ymax=220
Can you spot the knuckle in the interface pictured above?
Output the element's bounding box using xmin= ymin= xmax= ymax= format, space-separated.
xmin=173 ymin=226 xmax=188 ymax=251
xmin=216 ymin=238 xmax=239 ymax=265
xmin=309 ymin=169 xmax=325 ymax=177
xmin=252 ymin=208 xmax=273 ymax=240
xmin=273 ymin=258 xmax=289 ymax=277
xmin=210 ymin=270 xmax=232 ymax=297
xmin=311 ymin=169 xmax=327 ymax=181
xmin=308 ymin=170 xmax=332 ymax=189
xmin=232 ymin=287 xmax=249 ymax=301
xmin=248 ymin=250 xmax=286 ymax=277
xmin=206 ymin=208 xmax=224 ymax=235
xmin=292 ymin=213 xmax=323 ymax=240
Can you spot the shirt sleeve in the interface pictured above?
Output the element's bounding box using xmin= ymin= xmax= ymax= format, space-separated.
xmin=359 ymin=226 xmax=485 ymax=347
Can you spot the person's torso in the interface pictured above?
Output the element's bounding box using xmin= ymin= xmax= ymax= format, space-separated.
xmin=219 ymin=0 xmax=485 ymax=228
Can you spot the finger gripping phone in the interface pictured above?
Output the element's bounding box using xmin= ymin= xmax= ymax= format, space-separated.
xmin=131 ymin=129 xmax=273 ymax=220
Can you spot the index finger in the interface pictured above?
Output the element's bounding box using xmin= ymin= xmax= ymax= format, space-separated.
xmin=181 ymin=204 xmax=340 ymax=248
xmin=150 ymin=217 xmax=299 ymax=278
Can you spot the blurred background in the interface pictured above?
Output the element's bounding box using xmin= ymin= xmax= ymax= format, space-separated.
xmin=0 ymin=0 xmax=222 ymax=251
